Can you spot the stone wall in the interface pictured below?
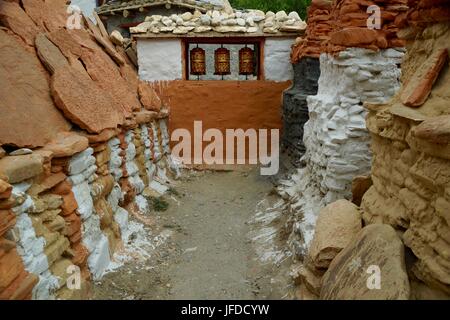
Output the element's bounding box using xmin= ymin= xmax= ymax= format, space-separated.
xmin=361 ymin=1 xmax=450 ymax=297
xmin=0 ymin=119 xmax=175 ymax=299
xmin=0 ymin=0 xmax=178 ymax=299
xmin=290 ymin=0 xmax=450 ymax=300
xmin=282 ymin=58 xmax=320 ymax=164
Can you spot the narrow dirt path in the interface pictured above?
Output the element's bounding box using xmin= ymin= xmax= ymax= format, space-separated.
xmin=92 ymin=168 xmax=293 ymax=300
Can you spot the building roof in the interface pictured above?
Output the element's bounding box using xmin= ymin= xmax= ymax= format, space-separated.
xmin=97 ymin=0 xmax=228 ymax=15
xmin=129 ymin=9 xmax=306 ymax=38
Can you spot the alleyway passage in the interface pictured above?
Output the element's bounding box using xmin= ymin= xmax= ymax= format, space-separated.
xmin=92 ymin=168 xmax=293 ymax=300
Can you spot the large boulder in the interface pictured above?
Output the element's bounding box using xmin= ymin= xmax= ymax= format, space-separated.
xmin=320 ymin=224 xmax=410 ymax=300
xmin=308 ymin=199 xmax=362 ymax=269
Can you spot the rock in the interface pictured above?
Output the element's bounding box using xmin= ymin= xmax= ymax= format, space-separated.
xmin=0 ymin=148 xmax=5 ymax=159
xmin=9 ymin=149 xmax=33 ymax=156
xmin=130 ymin=21 xmax=151 ymax=33
xmin=181 ymin=12 xmax=193 ymax=21
xmin=134 ymin=111 xmax=158 ymax=124
xmin=138 ymin=81 xmax=162 ymax=112
xmin=27 ymin=172 xmax=67 ymax=196
xmin=110 ymin=30 xmax=124 ymax=46
xmin=200 ymin=14 xmax=211 ymax=26
xmin=43 ymin=132 xmax=89 ymax=158
xmin=288 ymin=11 xmax=301 ymax=21
xmin=0 ymin=154 xmax=43 ymax=184
xmin=194 ymin=26 xmax=212 ymax=33
xmin=400 ymin=49 xmax=448 ymax=108
xmin=294 ymin=264 xmax=322 ymax=295
xmin=280 ymin=23 xmax=307 ymax=32
xmin=0 ymin=30 xmax=71 ymax=148
xmin=308 ymin=200 xmax=362 ymax=269
xmin=0 ymin=0 xmax=40 ymax=47
xmin=246 ymin=17 xmax=255 ymax=27
xmin=266 ymin=11 xmax=275 ymax=19
xmin=352 ymin=175 xmax=373 ymax=206
xmin=236 ymin=18 xmax=246 ymax=26
xmin=276 ymin=11 xmax=288 ymax=21
xmin=35 ymin=33 xmax=68 ymax=75
xmin=51 ymin=66 xmax=124 ymax=134
xmin=330 ymin=28 xmax=388 ymax=48
xmin=0 ymin=179 xmax=12 ymax=199
xmin=321 ymin=224 xmax=410 ymax=300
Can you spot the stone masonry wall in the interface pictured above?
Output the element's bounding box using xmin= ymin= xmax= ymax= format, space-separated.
xmin=282 ymin=58 xmax=320 ymax=165
xmin=0 ymin=119 xmax=175 ymax=299
xmin=361 ymin=1 xmax=450 ymax=297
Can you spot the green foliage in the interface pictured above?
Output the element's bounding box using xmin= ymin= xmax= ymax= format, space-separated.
xmin=229 ymin=0 xmax=312 ymax=19
xmin=149 ymin=196 xmax=170 ymax=212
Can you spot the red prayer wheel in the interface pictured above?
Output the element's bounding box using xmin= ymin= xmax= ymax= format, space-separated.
xmin=239 ymin=47 xmax=254 ymax=75
xmin=214 ymin=47 xmax=231 ymax=75
xmin=190 ymin=47 xmax=206 ymax=75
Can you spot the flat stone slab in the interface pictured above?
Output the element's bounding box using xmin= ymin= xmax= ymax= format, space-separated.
xmin=0 ymin=30 xmax=71 ymax=148
xmin=401 ymin=49 xmax=449 ymax=108
xmin=0 ymin=154 xmax=44 ymax=184
xmin=50 ymin=66 xmax=124 ymax=134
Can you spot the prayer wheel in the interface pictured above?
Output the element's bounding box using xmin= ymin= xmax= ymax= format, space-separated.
xmin=214 ymin=47 xmax=231 ymax=75
xmin=190 ymin=47 xmax=206 ymax=75
xmin=239 ymin=47 xmax=254 ymax=75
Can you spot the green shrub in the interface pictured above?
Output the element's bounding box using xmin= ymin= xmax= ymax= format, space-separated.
xmin=229 ymin=0 xmax=312 ymax=19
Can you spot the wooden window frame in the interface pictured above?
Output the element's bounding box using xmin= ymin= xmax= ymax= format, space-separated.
xmin=182 ymin=37 xmax=265 ymax=81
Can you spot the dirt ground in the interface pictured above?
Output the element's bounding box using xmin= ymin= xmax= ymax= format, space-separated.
xmin=92 ymin=167 xmax=295 ymax=300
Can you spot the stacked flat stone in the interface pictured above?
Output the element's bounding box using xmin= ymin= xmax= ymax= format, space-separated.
xmin=130 ymin=9 xmax=306 ymax=35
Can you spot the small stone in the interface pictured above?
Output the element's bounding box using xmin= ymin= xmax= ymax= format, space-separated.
xmin=0 ymin=154 xmax=43 ymax=184
xmin=246 ymin=17 xmax=255 ymax=27
xmin=200 ymin=14 xmax=211 ymax=26
xmin=181 ymin=12 xmax=193 ymax=21
xmin=9 ymin=148 xmax=33 ymax=156
xmin=276 ymin=11 xmax=288 ymax=21
xmin=288 ymin=11 xmax=301 ymax=21
xmin=110 ymin=30 xmax=124 ymax=46
xmin=236 ymin=18 xmax=245 ymax=26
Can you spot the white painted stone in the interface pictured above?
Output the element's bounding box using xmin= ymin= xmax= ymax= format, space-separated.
xmin=264 ymin=38 xmax=296 ymax=81
xmin=280 ymin=48 xmax=402 ymax=256
xmin=137 ymin=39 xmax=183 ymax=82
xmin=72 ymin=181 xmax=93 ymax=220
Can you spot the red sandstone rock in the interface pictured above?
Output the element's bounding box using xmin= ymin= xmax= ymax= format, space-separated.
xmin=43 ymin=132 xmax=89 ymax=158
xmin=0 ymin=210 xmax=15 ymax=237
xmin=291 ymin=0 xmax=333 ymax=62
xmin=27 ymin=172 xmax=67 ymax=196
xmin=413 ymin=115 xmax=450 ymax=144
xmin=330 ymin=27 xmax=389 ymax=48
xmin=135 ymin=111 xmax=159 ymax=124
xmin=0 ymin=30 xmax=71 ymax=148
xmin=50 ymin=66 xmax=124 ymax=133
xmin=401 ymin=49 xmax=449 ymax=107
xmin=138 ymin=82 xmax=163 ymax=112
xmin=61 ymin=192 xmax=78 ymax=216
xmin=0 ymin=0 xmax=41 ymax=47
xmin=63 ymin=212 xmax=82 ymax=237
xmin=0 ymin=180 xmax=12 ymax=200
xmin=52 ymin=180 xmax=72 ymax=195
xmin=35 ymin=33 xmax=68 ymax=74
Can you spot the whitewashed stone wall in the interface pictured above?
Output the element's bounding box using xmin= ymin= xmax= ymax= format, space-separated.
xmin=67 ymin=148 xmax=112 ymax=280
xmin=279 ymin=47 xmax=404 ymax=257
xmin=264 ymin=38 xmax=296 ymax=82
xmin=137 ymin=39 xmax=183 ymax=82
xmin=11 ymin=184 xmax=60 ymax=300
